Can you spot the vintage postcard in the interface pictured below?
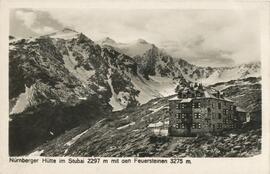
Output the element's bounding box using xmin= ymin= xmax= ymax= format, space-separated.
xmin=0 ymin=0 xmax=269 ymax=173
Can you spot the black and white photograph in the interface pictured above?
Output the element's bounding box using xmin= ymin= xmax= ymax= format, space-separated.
xmin=8 ymin=7 xmax=263 ymax=158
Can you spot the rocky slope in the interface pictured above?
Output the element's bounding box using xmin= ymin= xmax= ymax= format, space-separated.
xmin=210 ymin=77 xmax=261 ymax=112
xmin=9 ymin=29 xmax=143 ymax=155
xmin=178 ymin=59 xmax=261 ymax=85
xmin=28 ymin=95 xmax=261 ymax=157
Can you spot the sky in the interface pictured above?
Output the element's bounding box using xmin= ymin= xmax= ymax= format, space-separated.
xmin=10 ymin=8 xmax=261 ymax=67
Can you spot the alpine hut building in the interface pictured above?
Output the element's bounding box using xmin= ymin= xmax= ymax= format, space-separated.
xmin=168 ymin=82 xmax=240 ymax=136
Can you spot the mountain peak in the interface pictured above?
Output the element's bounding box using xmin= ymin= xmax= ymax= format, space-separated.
xmin=135 ymin=38 xmax=148 ymax=44
xmin=45 ymin=28 xmax=79 ymax=39
xmin=100 ymin=37 xmax=117 ymax=45
xmin=61 ymin=28 xmax=78 ymax=33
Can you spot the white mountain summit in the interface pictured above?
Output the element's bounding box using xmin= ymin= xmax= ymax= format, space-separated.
xmin=45 ymin=28 xmax=80 ymax=39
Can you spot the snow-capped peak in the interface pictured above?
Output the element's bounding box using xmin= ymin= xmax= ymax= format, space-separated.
xmin=45 ymin=28 xmax=79 ymax=39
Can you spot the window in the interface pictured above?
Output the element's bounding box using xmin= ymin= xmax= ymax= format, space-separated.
xmin=218 ymin=113 xmax=222 ymax=119
xmin=180 ymin=123 xmax=185 ymax=129
xmin=181 ymin=104 xmax=187 ymax=109
xmin=207 ymin=108 xmax=211 ymax=112
xmin=176 ymin=123 xmax=185 ymax=129
xmin=192 ymin=123 xmax=202 ymax=129
xmin=194 ymin=113 xmax=201 ymax=119
xmin=181 ymin=113 xmax=186 ymax=119
xmin=223 ymin=118 xmax=227 ymax=124
xmin=218 ymin=103 xmax=221 ymax=109
xmin=176 ymin=104 xmax=181 ymax=109
xmin=217 ymin=123 xmax=222 ymax=129
xmin=177 ymin=113 xmax=181 ymax=119
xmin=193 ymin=102 xmax=201 ymax=108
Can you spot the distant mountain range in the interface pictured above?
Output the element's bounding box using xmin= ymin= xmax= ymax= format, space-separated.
xmin=98 ymin=35 xmax=260 ymax=84
xmin=9 ymin=28 xmax=261 ymax=155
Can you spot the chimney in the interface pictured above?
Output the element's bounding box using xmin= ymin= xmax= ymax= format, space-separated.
xmin=198 ymin=83 xmax=203 ymax=90
xmin=217 ymin=91 xmax=220 ymax=98
xmin=220 ymin=92 xmax=224 ymax=98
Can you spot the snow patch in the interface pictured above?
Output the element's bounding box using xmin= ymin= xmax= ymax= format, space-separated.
xmin=96 ymin=118 xmax=106 ymax=124
xmin=152 ymin=129 xmax=168 ymax=136
xmin=97 ymin=86 xmax=107 ymax=92
xmin=65 ymin=129 xmax=88 ymax=146
xmin=9 ymin=45 xmax=16 ymax=50
xmin=121 ymin=115 xmax=129 ymax=120
xmin=117 ymin=122 xmax=135 ymax=130
xmin=78 ymin=97 xmax=87 ymax=100
xmin=62 ymin=47 xmax=95 ymax=83
xmin=28 ymin=150 xmax=44 ymax=156
xmin=148 ymin=121 xmax=164 ymax=128
xmin=201 ymin=67 xmax=261 ymax=85
xmin=149 ymin=106 xmax=165 ymax=114
xmin=10 ymin=85 xmax=33 ymax=115
xmin=130 ymin=74 xmax=177 ymax=104
xmin=107 ymin=69 xmax=125 ymax=111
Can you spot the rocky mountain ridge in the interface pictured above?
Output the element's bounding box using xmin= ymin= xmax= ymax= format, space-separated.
xmin=99 ymin=37 xmax=261 ymax=85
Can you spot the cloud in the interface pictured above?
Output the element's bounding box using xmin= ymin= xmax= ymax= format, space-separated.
xmin=33 ymin=26 xmax=55 ymax=34
xmin=11 ymin=9 xmax=260 ymax=66
xmin=13 ymin=9 xmax=58 ymax=35
xmin=15 ymin=10 xmax=36 ymax=28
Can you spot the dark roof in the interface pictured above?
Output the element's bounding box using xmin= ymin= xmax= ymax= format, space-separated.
xmin=174 ymin=83 xmax=234 ymax=103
